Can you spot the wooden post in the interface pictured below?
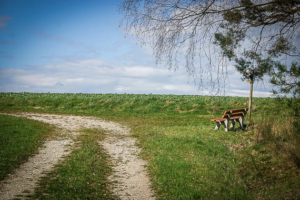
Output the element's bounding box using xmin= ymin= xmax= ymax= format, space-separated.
xmin=248 ymin=79 xmax=253 ymax=125
xmin=246 ymin=70 xmax=254 ymax=127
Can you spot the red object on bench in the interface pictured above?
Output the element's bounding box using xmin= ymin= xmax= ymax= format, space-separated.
xmin=210 ymin=108 xmax=248 ymax=132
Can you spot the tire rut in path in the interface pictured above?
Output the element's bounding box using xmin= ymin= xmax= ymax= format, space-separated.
xmin=0 ymin=113 xmax=155 ymax=200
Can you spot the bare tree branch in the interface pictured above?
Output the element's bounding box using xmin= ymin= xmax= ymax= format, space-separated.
xmin=119 ymin=0 xmax=300 ymax=94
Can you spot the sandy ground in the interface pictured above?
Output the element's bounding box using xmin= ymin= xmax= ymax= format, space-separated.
xmin=0 ymin=113 xmax=155 ymax=200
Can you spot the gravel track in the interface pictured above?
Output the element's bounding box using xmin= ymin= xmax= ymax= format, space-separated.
xmin=0 ymin=113 xmax=155 ymax=200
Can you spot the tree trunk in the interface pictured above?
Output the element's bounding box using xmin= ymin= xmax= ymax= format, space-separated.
xmin=248 ymin=80 xmax=253 ymax=126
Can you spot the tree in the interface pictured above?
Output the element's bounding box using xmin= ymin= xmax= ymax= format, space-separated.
xmin=212 ymin=0 xmax=300 ymax=122
xmin=118 ymin=0 xmax=300 ymax=119
xmin=271 ymin=61 xmax=300 ymax=132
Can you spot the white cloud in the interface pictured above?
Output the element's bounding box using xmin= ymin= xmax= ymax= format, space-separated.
xmin=115 ymin=86 xmax=131 ymax=92
xmin=227 ymin=89 xmax=272 ymax=97
xmin=0 ymin=58 xmax=274 ymax=96
xmin=122 ymin=66 xmax=168 ymax=77
xmin=0 ymin=59 xmax=192 ymax=94
xmin=65 ymin=78 xmax=85 ymax=83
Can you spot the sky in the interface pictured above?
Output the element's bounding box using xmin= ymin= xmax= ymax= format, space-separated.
xmin=0 ymin=0 xmax=274 ymax=97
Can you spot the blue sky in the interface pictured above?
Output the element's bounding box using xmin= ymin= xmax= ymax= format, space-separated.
xmin=0 ymin=0 xmax=273 ymax=96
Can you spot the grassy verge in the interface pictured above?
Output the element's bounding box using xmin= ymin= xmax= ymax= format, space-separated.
xmin=0 ymin=114 xmax=55 ymax=181
xmin=33 ymin=128 xmax=117 ymax=200
xmin=1 ymin=93 xmax=299 ymax=199
xmin=236 ymin=116 xmax=300 ymax=199
xmin=120 ymin=115 xmax=252 ymax=199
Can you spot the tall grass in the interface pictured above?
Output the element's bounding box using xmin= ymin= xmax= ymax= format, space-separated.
xmin=255 ymin=116 xmax=300 ymax=168
xmin=0 ymin=92 xmax=276 ymax=117
xmin=235 ymin=115 xmax=300 ymax=199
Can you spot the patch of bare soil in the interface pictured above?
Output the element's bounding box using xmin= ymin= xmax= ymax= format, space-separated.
xmin=0 ymin=113 xmax=155 ymax=200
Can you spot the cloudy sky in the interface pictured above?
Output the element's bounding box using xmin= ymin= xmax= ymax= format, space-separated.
xmin=0 ymin=0 xmax=273 ymax=97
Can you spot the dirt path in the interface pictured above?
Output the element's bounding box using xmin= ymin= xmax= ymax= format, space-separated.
xmin=0 ymin=113 xmax=155 ymax=200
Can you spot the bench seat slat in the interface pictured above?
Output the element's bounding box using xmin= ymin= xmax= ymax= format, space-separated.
xmin=223 ymin=108 xmax=248 ymax=115
xmin=210 ymin=118 xmax=226 ymax=122
xmin=211 ymin=116 xmax=242 ymax=122
xmin=222 ymin=112 xmax=245 ymax=118
xmin=230 ymin=116 xmax=240 ymax=120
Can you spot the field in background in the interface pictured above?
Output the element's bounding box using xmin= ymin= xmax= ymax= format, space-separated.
xmin=1 ymin=92 xmax=299 ymax=199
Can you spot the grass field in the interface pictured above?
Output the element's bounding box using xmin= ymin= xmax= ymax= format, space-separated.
xmin=1 ymin=92 xmax=299 ymax=199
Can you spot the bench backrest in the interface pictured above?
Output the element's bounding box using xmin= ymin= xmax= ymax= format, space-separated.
xmin=222 ymin=108 xmax=248 ymax=118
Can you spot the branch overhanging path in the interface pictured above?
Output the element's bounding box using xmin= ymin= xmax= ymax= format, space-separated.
xmin=0 ymin=113 xmax=155 ymax=200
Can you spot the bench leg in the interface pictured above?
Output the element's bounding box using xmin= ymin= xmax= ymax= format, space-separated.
xmin=214 ymin=120 xmax=229 ymax=131
xmin=239 ymin=117 xmax=244 ymax=130
xmin=230 ymin=120 xmax=236 ymax=129
xmin=214 ymin=122 xmax=221 ymax=130
xmin=224 ymin=120 xmax=229 ymax=132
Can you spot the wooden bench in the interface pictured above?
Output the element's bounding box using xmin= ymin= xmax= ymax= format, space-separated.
xmin=210 ymin=108 xmax=248 ymax=132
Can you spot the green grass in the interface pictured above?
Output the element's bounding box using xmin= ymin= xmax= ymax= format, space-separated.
xmin=142 ymin=135 xmax=249 ymax=199
xmin=126 ymin=116 xmax=252 ymax=199
xmin=33 ymin=128 xmax=117 ymax=200
xmin=0 ymin=114 xmax=54 ymax=181
xmin=0 ymin=92 xmax=299 ymax=199
xmin=0 ymin=92 xmax=277 ymax=117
